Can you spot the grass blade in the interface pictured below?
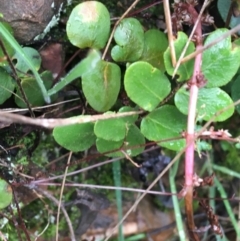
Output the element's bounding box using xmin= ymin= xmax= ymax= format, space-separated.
xmin=112 ymin=160 xmax=124 ymax=241
xmin=0 ymin=22 xmax=50 ymax=103
xmin=169 ymin=159 xmax=186 ymax=241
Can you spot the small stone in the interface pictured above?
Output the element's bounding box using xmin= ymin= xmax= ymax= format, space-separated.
xmin=0 ymin=0 xmax=64 ymax=43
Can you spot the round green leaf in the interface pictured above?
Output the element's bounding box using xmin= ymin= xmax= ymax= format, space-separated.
xmin=123 ymin=124 xmax=145 ymax=157
xmin=53 ymin=118 xmax=95 ymax=152
xmin=0 ymin=22 xmax=14 ymax=66
xmin=15 ymin=71 xmax=53 ymax=107
xmin=231 ymin=74 xmax=240 ymax=114
xmin=96 ymin=138 xmax=124 ymax=157
xmin=0 ymin=179 xmax=12 ymax=209
xmin=124 ymin=61 xmax=171 ymax=111
xmin=13 ymin=47 xmax=41 ymax=74
xmin=175 ymin=87 xmax=234 ymax=122
xmin=94 ymin=116 xmax=126 ymax=141
xmin=111 ymin=18 xmax=144 ymax=62
xmin=96 ymin=124 xmax=145 ymax=157
xmin=164 ymin=32 xmax=195 ymax=81
xmin=140 ymin=29 xmax=168 ymax=71
xmin=82 ymin=60 xmax=121 ymax=112
xmin=202 ymin=28 xmax=240 ymax=88
xmin=140 ymin=105 xmax=186 ymax=151
xmin=0 ymin=67 xmax=15 ymax=104
xmin=66 ymin=1 xmax=110 ymax=49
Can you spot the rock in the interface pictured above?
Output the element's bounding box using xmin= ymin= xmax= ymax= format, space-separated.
xmin=0 ymin=0 xmax=64 ymax=43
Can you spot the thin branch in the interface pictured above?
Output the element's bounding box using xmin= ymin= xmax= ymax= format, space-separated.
xmin=181 ymin=24 xmax=240 ymax=63
xmin=36 ymin=182 xmax=177 ymax=196
xmin=31 ymin=157 xmax=122 ymax=184
xmin=200 ymin=99 xmax=240 ymax=134
xmin=31 ymin=138 xmax=182 ymax=183
xmin=121 ymin=150 xmax=140 ymax=167
xmin=7 ymin=203 xmax=23 ymax=241
xmin=163 ymin=0 xmax=176 ymax=67
xmin=125 ymin=1 xmax=163 ymax=18
xmin=0 ymin=110 xmax=143 ymax=129
xmin=35 ymin=187 xmax=76 ymax=241
xmin=56 ymin=152 xmax=73 ymax=241
xmin=102 ymin=0 xmax=141 ymax=60
xmin=173 ymin=0 xmax=210 ymax=78
xmin=0 ymin=39 xmax=35 ymax=117
xmin=11 ymin=188 xmax=31 ymax=241
xmin=0 ymin=97 xmax=81 ymax=113
xmin=29 ymin=182 xmax=240 ymax=202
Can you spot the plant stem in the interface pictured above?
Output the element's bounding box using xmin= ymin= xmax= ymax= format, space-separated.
xmin=169 ymin=160 xmax=186 ymax=241
xmin=0 ymin=22 xmax=50 ymax=103
xmin=0 ymin=39 xmax=35 ymax=117
xmin=163 ymin=0 xmax=176 ymax=67
xmin=112 ymin=160 xmax=124 ymax=241
xmin=215 ymin=178 xmax=240 ymax=239
xmin=102 ymin=0 xmax=140 ymax=60
xmin=181 ymin=24 xmax=240 ymax=63
xmin=184 ymin=3 xmax=203 ymax=240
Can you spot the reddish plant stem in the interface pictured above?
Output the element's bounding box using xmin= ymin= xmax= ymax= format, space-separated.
xmin=184 ymin=3 xmax=203 ymax=241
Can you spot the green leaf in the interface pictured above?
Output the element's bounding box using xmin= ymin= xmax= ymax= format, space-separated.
xmin=0 ymin=22 xmax=50 ymax=103
xmin=15 ymin=71 xmax=53 ymax=108
xmin=234 ymin=38 xmax=240 ymax=47
xmin=111 ymin=18 xmax=144 ymax=62
xmin=218 ymin=0 xmax=240 ymax=33
xmin=231 ymin=74 xmax=240 ymax=114
xmin=140 ymin=105 xmax=186 ymax=151
xmin=202 ymin=28 xmax=240 ymax=88
xmin=66 ymin=1 xmax=110 ymax=49
xmin=118 ymin=106 xmax=139 ymax=124
xmin=0 ymin=22 xmax=14 ymax=66
xmin=123 ymin=124 xmax=145 ymax=157
xmin=53 ymin=118 xmax=95 ymax=152
xmin=124 ymin=61 xmax=171 ymax=111
xmin=94 ymin=116 xmax=126 ymax=141
xmin=0 ymin=67 xmax=15 ymax=104
xmin=0 ymin=179 xmax=12 ymax=209
xmin=13 ymin=47 xmax=41 ymax=74
xmin=164 ymin=32 xmax=195 ymax=81
xmin=140 ymin=29 xmax=168 ymax=71
xmin=48 ymin=49 xmax=101 ymax=96
xmin=82 ymin=60 xmax=121 ymax=112
xmin=96 ymin=138 xmax=124 ymax=157
xmin=96 ymin=124 xmax=145 ymax=157
xmin=175 ymin=87 xmax=234 ymax=122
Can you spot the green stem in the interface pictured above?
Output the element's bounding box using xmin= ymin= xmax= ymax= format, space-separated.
xmin=212 ymin=164 xmax=240 ymax=178
xmin=169 ymin=159 xmax=186 ymax=241
xmin=215 ymin=177 xmax=240 ymax=238
xmin=112 ymin=160 xmax=124 ymax=241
